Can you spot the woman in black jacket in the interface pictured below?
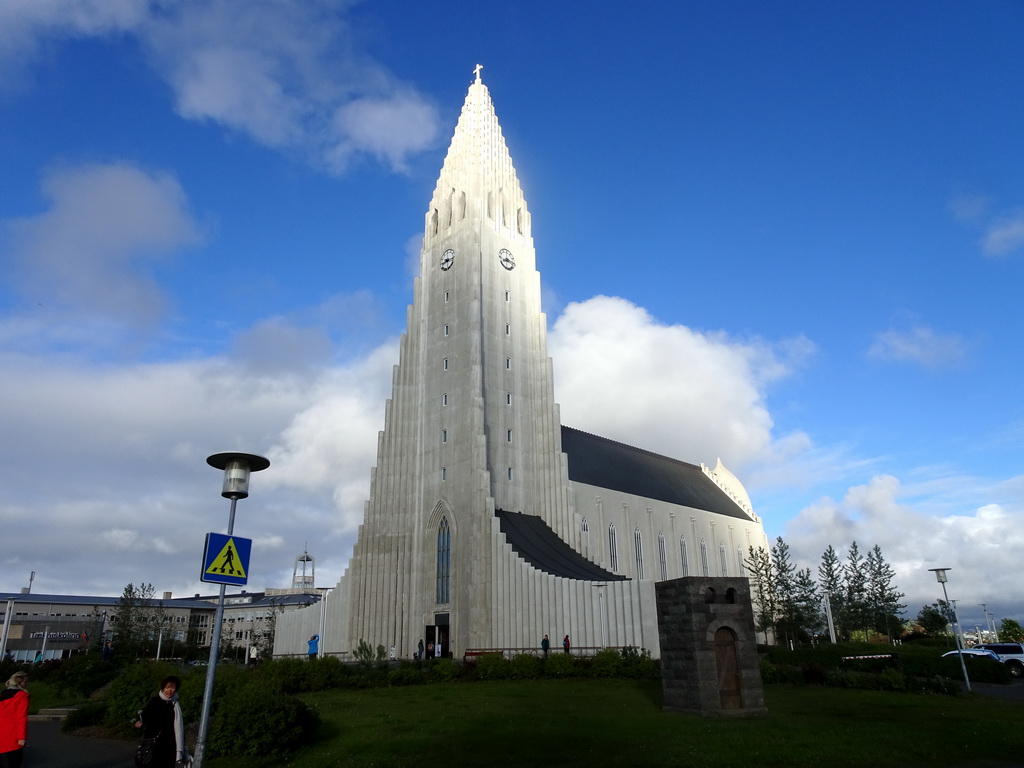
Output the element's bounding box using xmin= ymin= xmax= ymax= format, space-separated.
xmin=139 ymin=675 xmax=189 ymax=767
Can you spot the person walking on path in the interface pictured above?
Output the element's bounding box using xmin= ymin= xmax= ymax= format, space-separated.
xmin=0 ymin=671 xmax=29 ymax=768
xmin=137 ymin=675 xmax=189 ymax=768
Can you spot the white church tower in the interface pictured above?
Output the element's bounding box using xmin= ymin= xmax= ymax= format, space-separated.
xmin=274 ymin=68 xmax=766 ymax=659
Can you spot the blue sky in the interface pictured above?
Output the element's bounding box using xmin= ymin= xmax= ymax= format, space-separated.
xmin=1 ymin=1 xmax=1022 ymax=632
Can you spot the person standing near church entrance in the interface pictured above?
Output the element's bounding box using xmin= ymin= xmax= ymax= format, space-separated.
xmin=541 ymin=635 xmax=550 ymax=657
xmin=563 ymin=635 xmax=571 ymax=654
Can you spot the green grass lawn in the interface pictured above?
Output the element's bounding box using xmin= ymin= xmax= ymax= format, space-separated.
xmin=208 ymin=679 xmax=1024 ymax=768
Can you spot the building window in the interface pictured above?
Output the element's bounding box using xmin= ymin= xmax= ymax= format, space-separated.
xmin=436 ymin=518 xmax=451 ymax=604
xmin=507 ymin=467 xmax=513 ymax=480
xmin=445 ymin=291 xmax=449 ymax=303
xmin=442 ymin=429 xmax=447 ymax=443
xmin=505 ymin=357 xmax=511 ymax=369
xmin=505 ymin=323 xmax=510 ymax=335
xmin=720 ymin=542 xmax=728 ymax=576
xmin=680 ymin=537 xmax=689 ymax=577
xmin=634 ymin=527 xmax=644 ymax=579
xmin=737 ymin=547 xmax=745 ymax=576
xmin=658 ymin=532 xmax=667 ymax=581
xmin=700 ymin=539 xmax=710 ymax=577
xmin=442 ymin=393 xmax=448 ymax=406
xmin=506 ymin=393 xmax=512 ymax=405
xmin=506 ymin=429 xmax=512 ymax=442
xmin=443 ymin=357 xmax=449 ymax=371
xmin=444 ymin=324 xmax=449 ymax=336
xmin=441 ymin=467 xmax=447 ymax=481
xmin=580 ymin=517 xmax=590 ymax=557
xmin=608 ymin=524 xmax=618 ymax=572
xmin=505 ymin=291 xmax=510 ymax=302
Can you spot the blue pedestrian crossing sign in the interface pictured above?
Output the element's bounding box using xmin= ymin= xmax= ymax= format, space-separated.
xmin=201 ymin=533 xmax=252 ymax=586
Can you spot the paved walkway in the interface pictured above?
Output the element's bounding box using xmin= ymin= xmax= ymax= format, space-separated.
xmin=25 ymin=720 xmax=136 ymax=768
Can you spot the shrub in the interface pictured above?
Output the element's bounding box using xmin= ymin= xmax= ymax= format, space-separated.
xmin=509 ymin=653 xmax=542 ymax=680
xmin=62 ymin=700 xmax=107 ymax=732
xmin=543 ymin=652 xmax=577 ymax=679
xmin=424 ymin=658 xmax=460 ymax=683
xmin=619 ymin=646 xmax=659 ymax=679
xmin=475 ymin=654 xmax=511 ymax=681
xmin=205 ymin=673 xmax=320 ymax=758
xmin=51 ymin=654 xmax=122 ymax=698
xmin=388 ymin=662 xmax=426 ymax=687
xmin=588 ymin=649 xmax=621 ymax=679
xmin=104 ymin=661 xmax=188 ymax=736
xmin=353 ymin=639 xmax=374 ymax=665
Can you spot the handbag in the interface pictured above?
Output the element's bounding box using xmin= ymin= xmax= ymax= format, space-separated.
xmin=134 ymin=733 xmax=159 ymax=767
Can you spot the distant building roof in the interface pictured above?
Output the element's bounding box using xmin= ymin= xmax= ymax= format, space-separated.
xmin=560 ymin=426 xmax=752 ymax=521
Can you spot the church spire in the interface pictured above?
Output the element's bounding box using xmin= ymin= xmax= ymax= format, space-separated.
xmin=426 ymin=65 xmax=530 ymax=242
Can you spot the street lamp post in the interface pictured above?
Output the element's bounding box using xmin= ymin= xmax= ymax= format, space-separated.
xmin=929 ymin=568 xmax=970 ymax=693
xmin=193 ymin=452 xmax=270 ymax=768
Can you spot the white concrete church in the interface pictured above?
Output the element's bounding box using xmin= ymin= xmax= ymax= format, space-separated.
xmin=274 ymin=68 xmax=767 ymax=660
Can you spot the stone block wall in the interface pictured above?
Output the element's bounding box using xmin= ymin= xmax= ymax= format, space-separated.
xmin=655 ymin=577 xmax=766 ymax=717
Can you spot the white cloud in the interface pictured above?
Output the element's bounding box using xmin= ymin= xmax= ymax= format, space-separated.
xmin=2 ymin=162 xmax=200 ymax=332
xmin=868 ymin=325 xmax=967 ymax=368
xmin=548 ymin=295 xmax=814 ymax=471
xmin=0 ymin=1 xmax=440 ymax=173
xmin=983 ymin=211 xmax=1024 ymax=256
xmin=784 ymin=474 xmax=1024 ymax=625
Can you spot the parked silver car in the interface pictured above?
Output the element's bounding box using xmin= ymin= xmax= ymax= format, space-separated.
xmin=972 ymin=643 xmax=1024 ymax=677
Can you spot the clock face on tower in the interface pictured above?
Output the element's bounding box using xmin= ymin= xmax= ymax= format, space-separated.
xmin=440 ymin=249 xmax=455 ymax=271
xmin=498 ymin=248 xmax=515 ymax=270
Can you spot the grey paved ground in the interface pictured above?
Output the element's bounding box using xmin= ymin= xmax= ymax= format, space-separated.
xmin=23 ymin=720 xmax=136 ymax=768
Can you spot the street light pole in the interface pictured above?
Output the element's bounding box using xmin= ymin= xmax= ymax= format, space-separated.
xmin=930 ymin=568 xmax=970 ymax=693
xmin=193 ymin=452 xmax=269 ymax=768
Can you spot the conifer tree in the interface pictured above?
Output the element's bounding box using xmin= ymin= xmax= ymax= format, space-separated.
xmin=865 ymin=544 xmax=905 ymax=637
xmin=818 ymin=545 xmax=844 ymax=639
xmin=745 ymin=545 xmax=776 ymax=644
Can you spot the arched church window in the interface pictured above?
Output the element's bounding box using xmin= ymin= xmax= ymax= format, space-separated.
xmin=658 ymin=532 xmax=667 ymax=581
xmin=736 ymin=547 xmax=745 ymax=577
xmin=516 ymin=207 xmax=523 ymax=235
xmin=487 ymin=191 xmax=494 ymax=220
xmin=580 ymin=517 xmax=590 ymax=558
xmin=720 ymin=542 xmax=728 ymax=576
xmin=680 ymin=537 xmax=689 ymax=577
xmin=634 ymin=527 xmax=644 ymax=579
xmin=700 ymin=539 xmax=710 ymax=577
xmin=431 ymin=208 xmax=438 ymax=235
xmin=436 ymin=518 xmax=451 ymax=604
xmin=446 ymin=187 xmax=455 ymax=227
xmin=457 ymin=191 xmax=466 ymax=220
xmin=608 ymin=524 xmax=618 ymax=572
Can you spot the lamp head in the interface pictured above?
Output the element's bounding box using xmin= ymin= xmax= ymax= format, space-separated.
xmin=207 ymin=452 xmax=270 ymax=499
xmin=928 ymin=567 xmax=950 ymax=584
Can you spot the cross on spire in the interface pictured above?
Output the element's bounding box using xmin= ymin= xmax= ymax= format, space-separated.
xmin=474 ymin=63 xmax=483 ymax=83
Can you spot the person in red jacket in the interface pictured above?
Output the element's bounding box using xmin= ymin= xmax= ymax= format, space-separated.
xmin=0 ymin=671 xmax=29 ymax=768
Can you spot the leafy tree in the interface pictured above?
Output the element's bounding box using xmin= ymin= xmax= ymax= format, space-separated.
xmin=745 ymin=545 xmax=776 ymax=644
xmin=251 ymin=600 xmax=283 ymax=661
xmin=865 ymin=544 xmax=906 ymax=637
xmin=111 ymin=582 xmax=160 ymax=658
xmin=999 ymin=618 xmax=1024 ymax=642
xmin=916 ymin=601 xmax=954 ymax=636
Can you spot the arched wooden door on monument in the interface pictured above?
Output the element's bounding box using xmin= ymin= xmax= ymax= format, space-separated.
xmin=714 ymin=627 xmax=743 ymax=709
